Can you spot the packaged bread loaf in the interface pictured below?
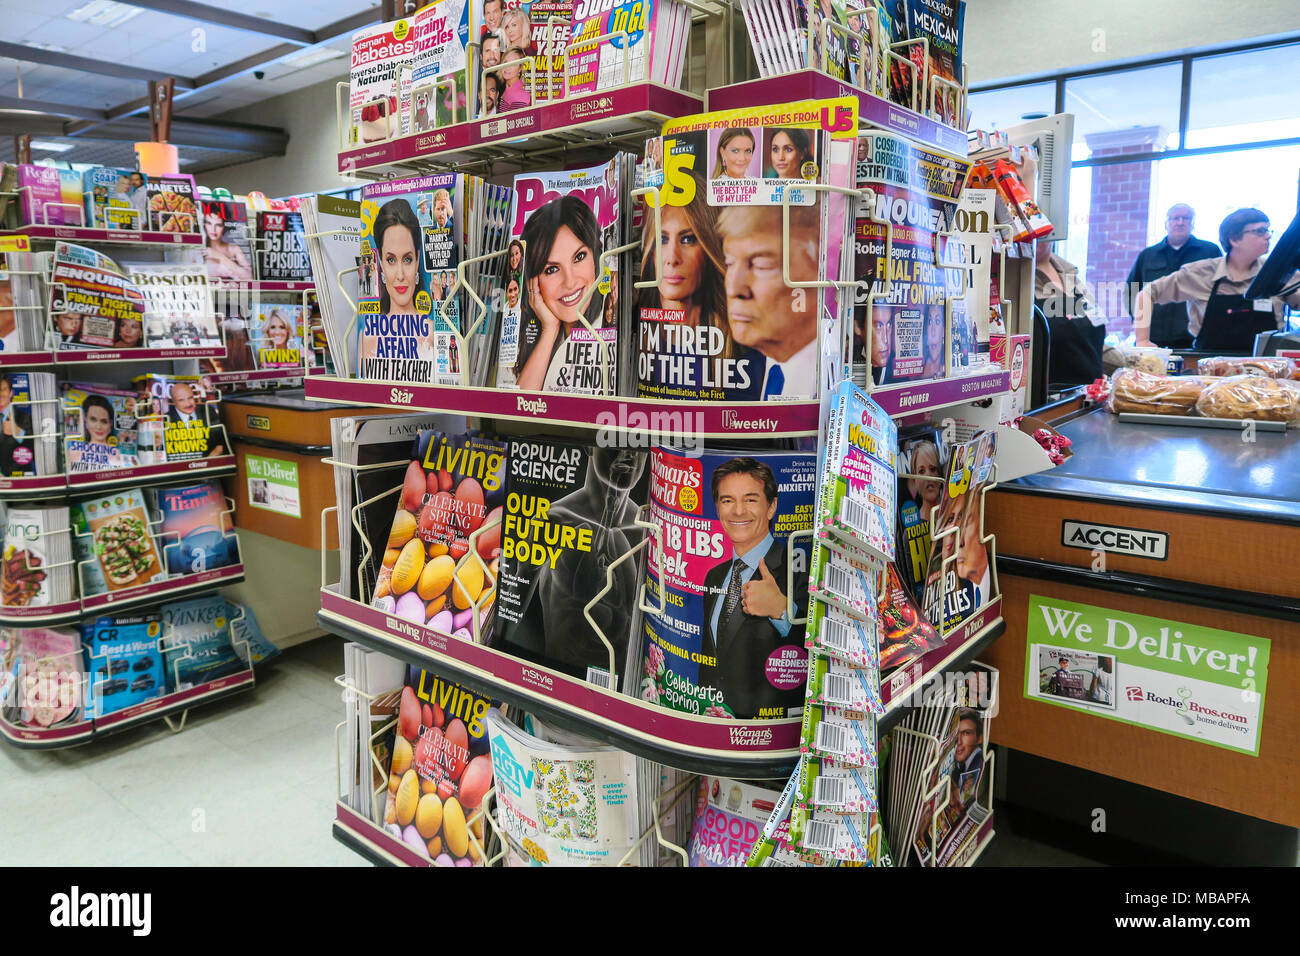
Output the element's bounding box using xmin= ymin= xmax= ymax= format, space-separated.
xmin=1108 ymin=368 xmax=1210 ymax=416
xmin=1196 ymin=356 xmax=1296 ymax=379
xmin=1194 ymin=375 xmax=1300 ymax=422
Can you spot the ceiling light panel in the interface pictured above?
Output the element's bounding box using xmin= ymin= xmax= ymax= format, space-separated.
xmin=65 ymin=0 xmax=144 ymax=28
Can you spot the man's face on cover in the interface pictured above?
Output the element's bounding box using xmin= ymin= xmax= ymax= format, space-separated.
xmin=715 ymin=471 xmax=776 ymax=558
xmin=722 ymin=219 xmax=817 ymax=362
xmin=871 ymin=309 xmax=892 ymax=367
xmin=955 ymin=717 xmax=981 ymax=763
xmin=484 ymin=0 xmax=502 ymax=30
xmin=172 ymin=384 xmax=197 ymax=415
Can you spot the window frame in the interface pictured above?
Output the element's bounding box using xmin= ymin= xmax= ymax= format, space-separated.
xmin=970 ymin=33 xmax=1300 ymax=169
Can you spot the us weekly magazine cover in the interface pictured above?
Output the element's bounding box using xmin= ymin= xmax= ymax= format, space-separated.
xmin=637 ymin=97 xmax=858 ymax=403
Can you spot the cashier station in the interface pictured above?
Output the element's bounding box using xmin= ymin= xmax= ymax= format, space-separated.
xmin=986 ymin=236 xmax=1300 ymax=865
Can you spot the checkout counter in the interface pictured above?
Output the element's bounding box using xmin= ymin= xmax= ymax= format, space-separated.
xmin=983 ymin=393 xmax=1299 ymax=863
xmin=219 ymin=389 xmax=355 ymax=651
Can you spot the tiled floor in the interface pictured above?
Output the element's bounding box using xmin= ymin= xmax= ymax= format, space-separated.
xmin=3 ymin=636 xmax=1098 ymax=867
xmin=1 ymin=637 xmax=365 ymax=867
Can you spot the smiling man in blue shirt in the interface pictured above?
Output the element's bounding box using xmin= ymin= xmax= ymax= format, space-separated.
xmin=699 ymin=457 xmax=807 ymax=718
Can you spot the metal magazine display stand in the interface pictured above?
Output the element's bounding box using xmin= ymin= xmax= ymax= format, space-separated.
xmin=310 ymin=0 xmax=1062 ymax=866
xmin=0 ymin=215 xmax=258 ymax=749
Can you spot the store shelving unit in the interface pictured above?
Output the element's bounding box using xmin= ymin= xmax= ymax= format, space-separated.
xmin=338 ymin=83 xmax=705 ymax=179
xmin=0 ymin=667 xmax=254 ymax=750
xmin=316 ymin=3 xmax=1033 ymax=867
xmin=0 ymin=225 xmax=204 ymax=246
xmin=0 ymin=212 xmax=259 ymax=751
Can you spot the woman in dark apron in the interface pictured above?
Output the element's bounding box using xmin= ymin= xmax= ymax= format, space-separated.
xmin=1034 ymin=242 xmax=1105 ymax=387
xmin=1190 ymin=277 xmax=1277 ymax=352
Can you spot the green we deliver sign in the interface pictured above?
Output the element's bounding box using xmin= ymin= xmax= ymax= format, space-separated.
xmin=1025 ymin=595 xmax=1269 ymax=755
xmin=247 ymin=454 xmax=301 ymax=518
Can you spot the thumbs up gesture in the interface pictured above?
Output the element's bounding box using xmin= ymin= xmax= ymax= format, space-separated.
xmin=742 ymin=558 xmax=787 ymax=620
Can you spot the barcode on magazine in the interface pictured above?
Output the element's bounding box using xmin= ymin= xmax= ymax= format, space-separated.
xmin=839 ymin=497 xmax=881 ymax=539
xmin=821 ymin=615 xmax=855 ymax=653
xmin=815 ymin=720 xmax=849 ymax=754
xmin=823 ymin=672 xmax=855 ymax=706
xmin=814 ymin=774 xmax=848 ymax=807
xmin=585 ymin=667 xmax=613 ymax=689
xmin=802 ymin=820 xmax=837 ymax=851
xmin=761 ymin=855 xmax=794 ymax=867
xmin=823 ymin=562 xmax=866 ymax=603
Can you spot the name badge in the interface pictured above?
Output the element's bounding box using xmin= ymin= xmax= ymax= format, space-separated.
xmin=1253 ymin=298 xmax=1273 ymax=312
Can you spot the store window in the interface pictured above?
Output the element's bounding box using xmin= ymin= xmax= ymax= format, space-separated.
xmin=1065 ymin=64 xmax=1182 ymax=161
xmin=974 ymin=38 xmax=1300 ymax=341
xmin=967 ymin=82 xmax=1055 ymax=133
xmin=1187 ymin=44 xmax=1300 ymax=149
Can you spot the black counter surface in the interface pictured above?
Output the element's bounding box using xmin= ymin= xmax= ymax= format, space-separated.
xmin=1008 ymin=406 xmax=1300 ymax=525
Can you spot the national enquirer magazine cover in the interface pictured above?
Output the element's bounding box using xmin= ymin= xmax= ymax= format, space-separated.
xmin=642 ymin=447 xmax=815 ymax=720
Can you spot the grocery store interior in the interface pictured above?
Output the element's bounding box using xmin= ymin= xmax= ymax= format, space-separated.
xmin=0 ymin=0 xmax=1297 ymax=871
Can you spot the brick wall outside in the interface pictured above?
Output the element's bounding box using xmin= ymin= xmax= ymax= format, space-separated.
xmin=1082 ymin=127 xmax=1164 ymax=337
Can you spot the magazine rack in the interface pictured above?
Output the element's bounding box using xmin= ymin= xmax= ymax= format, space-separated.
xmin=0 ymin=640 xmax=92 ymax=747
xmin=316 ymin=556 xmax=802 ymax=776
xmin=885 ymin=664 xmax=997 ymax=867
xmin=0 ymin=520 xmax=82 ymax=627
xmin=0 ymin=616 xmax=255 ymax=749
xmin=875 ymin=467 xmax=1003 ymax=726
xmin=0 ymin=189 xmax=205 ymax=246
xmin=331 ymin=672 xmax=697 ymax=866
xmin=71 ymin=495 xmax=244 ymax=617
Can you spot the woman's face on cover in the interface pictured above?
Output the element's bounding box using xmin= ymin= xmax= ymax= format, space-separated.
xmin=506 ymin=278 xmax=520 ymax=307
xmin=539 ymin=224 xmax=595 ymax=325
xmin=658 ymin=205 xmax=704 ymax=305
xmin=770 ymin=132 xmax=802 ymax=178
xmin=914 ymin=444 xmax=942 ymax=508
xmin=86 ymin=404 xmax=112 ymax=443
xmin=266 ymin=314 xmax=291 ymax=347
xmin=119 ymin=317 xmax=142 ymax=346
xmin=381 ymin=224 xmax=418 ymax=311
xmin=205 ymin=211 xmax=224 ymax=240
xmin=509 ymin=243 xmax=522 ymax=272
xmin=502 ymin=49 xmax=523 ymax=83
xmin=720 ymin=134 xmax=754 ymax=179
xmin=504 ymin=11 xmax=526 ymax=48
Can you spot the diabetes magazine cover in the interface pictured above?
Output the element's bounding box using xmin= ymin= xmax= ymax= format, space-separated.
xmin=642 ymin=447 xmax=815 ymax=719
xmin=637 ymin=98 xmax=858 ymax=403
xmin=855 ymin=130 xmax=969 ymax=385
xmin=357 ymin=173 xmax=464 ymax=384
xmin=498 ymin=158 xmax=622 ymax=394
xmin=490 ymin=437 xmax=647 ymax=684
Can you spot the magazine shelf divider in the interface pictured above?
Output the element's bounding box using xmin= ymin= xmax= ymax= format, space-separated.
xmin=0 ymin=224 xmax=205 ymax=246
xmin=304 ymin=375 xmax=823 ymax=438
xmin=317 ymin=586 xmax=801 ymax=777
xmin=337 ymin=83 xmax=705 ymax=179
